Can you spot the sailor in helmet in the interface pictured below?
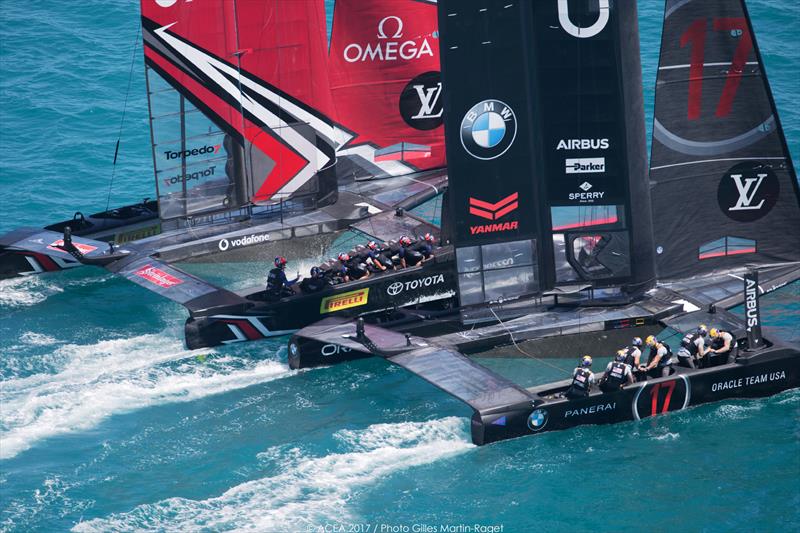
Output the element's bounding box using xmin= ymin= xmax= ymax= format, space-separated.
xmin=565 ymin=355 xmax=596 ymax=399
xmin=676 ymin=324 xmax=709 ymax=369
xmin=363 ymin=241 xmax=389 ymax=273
xmin=640 ymin=335 xmax=674 ymax=378
xmin=708 ymin=327 xmax=736 ymax=365
xmin=397 ymin=235 xmax=421 ymax=269
xmin=599 ymin=350 xmax=635 ymax=392
xmin=299 ymin=266 xmax=329 ymax=294
xmin=415 ymin=233 xmax=437 ymax=263
xmin=266 ymin=256 xmax=299 ymax=300
xmin=621 ymin=337 xmax=643 ymax=368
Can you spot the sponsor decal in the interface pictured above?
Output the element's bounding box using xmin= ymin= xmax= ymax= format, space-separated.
xmin=556 ymin=138 xmax=610 ymax=151
xmin=134 ymin=264 xmax=184 ymax=288
xmin=399 ymin=71 xmax=443 ymax=130
xmin=163 ymin=165 xmax=216 ymax=188
xmin=460 ymin=99 xmax=517 ymax=160
xmin=565 ymin=402 xmax=616 ymax=418
xmin=491 ymin=416 xmax=507 ymax=426
xmin=717 ymin=162 xmax=779 ymax=222
xmin=468 ymin=193 xmax=520 ymax=235
xmin=321 ymin=344 xmax=352 ymax=358
xmin=386 ymin=274 xmax=445 ymax=296
xmin=557 ymin=0 xmax=610 ymax=39
xmin=163 ymin=144 xmax=221 ymax=160
xmin=745 ymin=277 xmax=759 ymax=330
xmin=289 ymin=342 xmax=298 ymax=357
xmin=711 ymin=371 xmax=786 ymax=392
xmin=320 ymin=288 xmax=370 ymax=314
xmin=527 ymin=409 xmax=549 ymax=431
xmin=633 ymin=376 xmax=691 ymax=420
xmin=565 ymin=158 xmax=605 ymax=174
xmin=343 ymin=16 xmax=435 ymax=63
xmin=568 ymin=180 xmax=605 ymax=203
xmin=218 ymin=233 xmax=270 ymax=252
xmin=47 ymin=240 xmax=97 ymax=255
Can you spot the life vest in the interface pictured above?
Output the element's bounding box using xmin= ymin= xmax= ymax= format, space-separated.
xmin=571 ymin=368 xmax=592 ymax=392
xmin=624 ymin=346 xmax=638 ymax=367
xmin=648 ymin=343 xmax=672 ymax=367
xmin=605 ymin=362 xmax=627 ymax=387
xmin=680 ymin=333 xmax=701 ymax=356
xmin=266 ymin=267 xmax=284 ymax=292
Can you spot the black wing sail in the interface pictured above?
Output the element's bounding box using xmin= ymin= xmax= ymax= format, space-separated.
xmin=650 ymin=0 xmax=800 ymax=280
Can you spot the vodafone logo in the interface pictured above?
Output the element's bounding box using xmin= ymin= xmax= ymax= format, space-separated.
xmin=343 ymin=16 xmax=435 ymax=63
xmin=218 ymin=233 xmax=270 ymax=252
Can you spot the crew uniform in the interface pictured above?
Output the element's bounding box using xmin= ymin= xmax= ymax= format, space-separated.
xmin=600 ymin=352 xmax=635 ymax=392
xmin=397 ymin=236 xmax=423 ymax=268
xmin=708 ymin=328 xmax=736 ymax=365
xmin=676 ymin=325 xmax=708 ymax=369
xmin=565 ymin=355 xmax=596 ymax=399
xmin=641 ymin=335 xmax=674 ymax=378
xmin=299 ymin=266 xmax=330 ymax=294
xmin=339 ymin=252 xmax=370 ymax=280
xmin=266 ymin=256 xmax=298 ymax=300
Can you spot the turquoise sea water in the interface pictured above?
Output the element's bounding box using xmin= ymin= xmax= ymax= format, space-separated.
xmin=1 ymin=1 xmax=799 ymax=531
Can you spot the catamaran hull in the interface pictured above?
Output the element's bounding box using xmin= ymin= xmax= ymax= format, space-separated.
xmin=472 ymin=348 xmax=800 ymax=446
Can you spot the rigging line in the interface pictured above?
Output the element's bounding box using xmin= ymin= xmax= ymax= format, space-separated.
xmin=105 ymin=25 xmax=142 ymax=214
xmin=487 ymin=306 xmax=571 ymax=376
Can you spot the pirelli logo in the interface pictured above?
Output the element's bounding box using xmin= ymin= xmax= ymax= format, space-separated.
xmin=320 ymin=288 xmax=370 ymax=314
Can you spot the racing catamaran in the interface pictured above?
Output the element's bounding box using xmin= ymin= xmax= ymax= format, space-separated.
xmin=287 ymin=0 xmax=800 ymax=444
xmin=1 ymin=0 xmax=446 ymax=278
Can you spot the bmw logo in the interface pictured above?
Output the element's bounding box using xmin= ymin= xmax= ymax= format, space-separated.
xmin=289 ymin=342 xmax=298 ymax=357
xmin=460 ymin=99 xmax=517 ymax=160
xmin=527 ymin=409 xmax=548 ymax=431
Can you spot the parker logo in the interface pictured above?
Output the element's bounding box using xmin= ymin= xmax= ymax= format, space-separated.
xmin=460 ymin=100 xmax=517 ymax=160
xmin=717 ymin=161 xmax=779 ymax=222
xmin=343 ymin=16 xmax=435 ymax=63
xmin=320 ymin=289 xmax=370 ymax=314
xmin=565 ymin=158 xmax=605 ymax=174
xmin=163 ymin=144 xmax=221 ymax=160
xmin=134 ymin=264 xmax=184 ymax=288
xmin=47 ymin=240 xmax=97 ymax=255
xmin=399 ymin=71 xmax=443 ymax=130
xmin=468 ymin=193 xmax=519 ymax=235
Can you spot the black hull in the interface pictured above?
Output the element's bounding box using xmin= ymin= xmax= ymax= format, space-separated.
xmin=185 ymin=254 xmax=458 ymax=349
xmin=472 ymin=347 xmax=800 ymax=445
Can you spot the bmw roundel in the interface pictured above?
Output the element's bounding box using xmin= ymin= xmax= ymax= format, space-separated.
xmin=460 ymin=99 xmax=517 ymax=160
xmin=527 ymin=408 xmax=548 ymax=431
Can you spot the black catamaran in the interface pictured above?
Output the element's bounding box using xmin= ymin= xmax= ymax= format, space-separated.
xmin=287 ymin=0 xmax=800 ymax=445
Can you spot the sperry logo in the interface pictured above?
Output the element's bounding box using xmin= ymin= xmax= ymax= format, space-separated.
xmin=134 ymin=264 xmax=184 ymax=288
xmin=579 ymin=182 xmax=593 ymax=191
xmin=729 ymin=174 xmax=766 ymax=211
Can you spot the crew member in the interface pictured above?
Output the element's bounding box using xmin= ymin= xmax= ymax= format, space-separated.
xmin=640 ymin=335 xmax=674 ymax=378
xmin=299 ymin=266 xmax=329 ymax=294
xmin=364 ymin=241 xmax=390 ymax=273
xmin=413 ymin=233 xmax=436 ymax=264
xmin=708 ymin=328 xmax=736 ymax=365
xmin=676 ymin=325 xmax=709 ymax=369
xmin=266 ymin=256 xmax=298 ymax=299
xmin=623 ymin=337 xmax=643 ymax=367
xmin=600 ymin=351 xmax=635 ymax=392
xmin=398 ymin=235 xmax=423 ymax=268
xmin=565 ymin=355 xmax=595 ymax=399
xmin=339 ymin=252 xmax=370 ymax=281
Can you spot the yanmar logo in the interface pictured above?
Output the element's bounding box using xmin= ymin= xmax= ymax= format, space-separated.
xmin=468 ymin=193 xmax=519 ymax=235
xmin=134 ymin=264 xmax=184 ymax=288
xmin=320 ymin=289 xmax=370 ymax=314
xmin=343 ymin=16 xmax=435 ymax=63
xmin=163 ymin=144 xmax=221 ymax=160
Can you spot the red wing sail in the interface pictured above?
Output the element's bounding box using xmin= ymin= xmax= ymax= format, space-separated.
xmin=141 ymin=0 xmax=349 ymax=211
xmin=328 ymin=0 xmax=446 ymax=179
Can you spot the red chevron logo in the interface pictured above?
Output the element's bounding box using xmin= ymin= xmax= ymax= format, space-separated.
xmin=468 ymin=192 xmax=519 ymax=220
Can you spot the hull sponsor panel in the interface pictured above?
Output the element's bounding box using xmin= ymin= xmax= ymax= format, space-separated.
xmin=320 ymin=289 xmax=370 ymax=314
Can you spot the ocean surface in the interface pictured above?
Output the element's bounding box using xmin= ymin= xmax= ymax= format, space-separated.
xmin=1 ymin=1 xmax=799 ymax=531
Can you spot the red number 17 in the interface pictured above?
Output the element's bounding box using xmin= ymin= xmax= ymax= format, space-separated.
xmin=650 ymin=380 xmax=677 ymax=416
xmin=681 ymin=17 xmax=754 ymax=120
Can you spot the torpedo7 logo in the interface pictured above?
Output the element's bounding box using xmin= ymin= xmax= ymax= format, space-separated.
xmin=468 ymin=193 xmax=519 ymax=235
xmin=163 ymin=144 xmax=221 ymax=160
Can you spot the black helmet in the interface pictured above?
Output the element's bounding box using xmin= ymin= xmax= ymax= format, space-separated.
xmin=310 ymin=266 xmax=321 ymax=277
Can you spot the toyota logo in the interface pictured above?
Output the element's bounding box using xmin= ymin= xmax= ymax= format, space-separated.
xmin=387 ymin=282 xmax=404 ymax=296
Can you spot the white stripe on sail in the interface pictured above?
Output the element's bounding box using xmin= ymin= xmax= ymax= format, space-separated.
xmin=659 ymin=61 xmax=759 ymax=71
xmin=651 ymin=156 xmax=786 ymax=172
